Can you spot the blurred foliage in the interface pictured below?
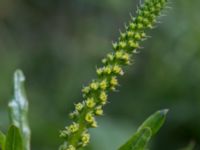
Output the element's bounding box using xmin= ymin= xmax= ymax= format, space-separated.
xmin=179 ymin=142 xmax=195 ymax=150
xmin=0 ymin=0 xmax=200 ymax=150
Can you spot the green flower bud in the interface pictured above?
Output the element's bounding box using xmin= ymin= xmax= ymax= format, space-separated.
xmin=120 ymin=32 xmax=126 ymax=39
xmin=128 ymin=40 xmax=139 ymax=49
xmin=129 ymin=22 xmax=136 ymax=29
xmin=112 ymin=42 xmax=118 ymax=50
xmin=137 ymin=23 xmax=144 ymax=29
xmin=119 ymin=41 xmax=127 ymax=49
xmin=104 ymin=66 xmax=112 ymax=74
xmin=107 ymin=53 xmax=114 ymax=61
xmin=127 ymin=31 xmax=134 ymax=37
xmin=134 ymin=32 xmax=141 ymax=40
xmin=115 ymin=51 xmax=124 ymax=59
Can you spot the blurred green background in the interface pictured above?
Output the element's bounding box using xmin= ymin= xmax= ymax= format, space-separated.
xmin=0 ymin=0 xmax=200 ymax=150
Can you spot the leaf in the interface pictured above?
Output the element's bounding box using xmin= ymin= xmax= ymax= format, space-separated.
xmin=0 ymin=130 xmax=6 ymax=150
xmin=118 ymin=109 xmax=168 ymax=150
xmin=118 ymin=127 xmax=152 ymax=150
xmin=179 ymin=141 xmax=195 ymax=150
xmin=8 ymin=70 xmax=31 ymax=150
xmin=5 ymin=125 xmax=23 ymax=150
xmin=137 ymin=109 xmax=168 ymax=136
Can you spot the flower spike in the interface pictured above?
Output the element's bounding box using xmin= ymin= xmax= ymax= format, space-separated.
xmin=60 ymin=0 xmax=168 ymax=149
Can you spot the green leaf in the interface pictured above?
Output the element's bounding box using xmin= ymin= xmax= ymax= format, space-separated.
xmin=118 ymin=127 xmax=152 ymax=150
xmin=180 ymin=141 xmax=195 ymax=150
xmin=5 ymin=125 xmax=23 ymax=150
xmin=0 ymin=130 xmax=6 ymax=150
xmin=118 ymin=109 xmax=168 ymax=150
xmin=137 ymin=109 xmax=168 ymax=136
xmin=8 ymin=70 xmax=31 ymax=150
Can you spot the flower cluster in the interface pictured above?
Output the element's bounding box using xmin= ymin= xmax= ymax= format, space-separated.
xmin=60 ymin=0 xmax=168 ymax=149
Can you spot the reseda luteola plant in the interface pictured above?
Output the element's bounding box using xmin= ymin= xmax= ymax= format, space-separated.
xmin=0 ymin=0 xmax=175 ymax=150
xmin=59 ymin=0 xmax=169 ymax=149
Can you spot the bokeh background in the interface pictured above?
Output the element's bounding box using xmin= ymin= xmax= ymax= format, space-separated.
xmin=0 ymin=0 xmax=200 ymax=150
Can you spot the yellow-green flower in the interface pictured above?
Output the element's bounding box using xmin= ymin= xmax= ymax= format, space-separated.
xmin=85 ymin=113 xmax=95 ymax=123
xmin=95 ymin=106 xmax=103 ymax=116
xmin=82 ymin=86 xmax=90 ymax=94
xmin=91 ymin=120 xmax=98 ymax=128
xmin=119 ymin=41 xmax=127 ymax=48
xmin=69 ymin=110 xmax=79 ymax=119
xmin=128 ymin=40 xmax=139 ymax=49
xmin=66 ymin=145 xmax=76 ymax=150
xmin=81 ymin=132 xmax=90 ymax=147
xmin=115 ymin=51 xmax=123 ymax=59
xmin=112 ymin=65 xmax=123 ymax=75
xmin=96 ymin=68 xmax=103 ymax=75
xmin=86 ymin=98 xmax=96 ymax=108
xmin=104 ymin=66 xmax=112 ymax=74
xmin=90 ymin=82 xmax=99 ymax=90
xmin=110 ymin=76 xmax=118 ymax=87
xmin=75 ymin=102 xmax=84 ymax=111
xmin=67 ymin=122 xmax=79 ymax=133
xmin=99 ymin=91 xmax=107 ymax=104
xmin=107 ymin=53 xmax=114 ymax=61
xmin=100 ymin=80 xmax=107 ymax=90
